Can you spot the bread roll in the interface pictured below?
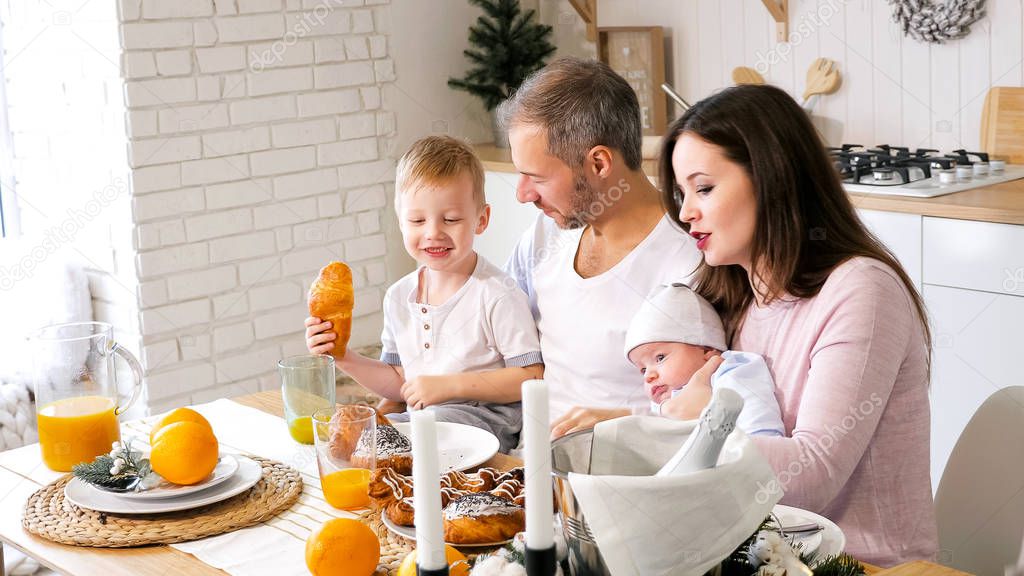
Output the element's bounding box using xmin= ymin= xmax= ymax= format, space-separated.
xmin=308 ymin=261 xmax=354 ymax=358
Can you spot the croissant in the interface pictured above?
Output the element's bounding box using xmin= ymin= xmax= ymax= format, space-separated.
xmin=368 ymin=467 xmax=413 ymax=505
xmin=308 ymin=261 xmax=354 ymax=359
xmin=387 ymin=497 xmax=416 ymax=526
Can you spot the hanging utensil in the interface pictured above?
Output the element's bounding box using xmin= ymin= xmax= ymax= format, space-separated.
xmin=660 ymin=82 xmax=691 ymax=112
xmin=732 ymin=66 xmax=765 ymax=85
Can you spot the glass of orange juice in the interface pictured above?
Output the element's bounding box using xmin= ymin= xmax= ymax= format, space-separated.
xmin=312 ymin=405 xmax=375 ymax=510
xmin=280 ymin=355 xmax=336 ymax=444
xmin=32 ymin=322 xmax=144 ymax=472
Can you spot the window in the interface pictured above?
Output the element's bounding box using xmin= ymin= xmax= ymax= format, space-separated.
xmin=0 ymin=22 xmax=18 ymax=239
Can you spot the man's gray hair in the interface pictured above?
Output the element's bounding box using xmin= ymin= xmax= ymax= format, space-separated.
xmin=497 ymin=57 xmax=643 ymax=171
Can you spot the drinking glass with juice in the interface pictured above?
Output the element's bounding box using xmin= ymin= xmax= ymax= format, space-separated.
xmin=280 ymin=355 xmax=336 ymax=444
xmin=312 ymin=405 xmax=375 ymax=510
xmin=32 ymin=322 xmax=143 ymax=472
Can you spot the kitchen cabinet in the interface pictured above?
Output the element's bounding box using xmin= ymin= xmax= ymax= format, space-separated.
xmin=923 ymin=284 xmax=1023 ymax=488
xmin=857 ymin=209 xmax=923 ymax=291
xmin=920 ymin=216 xmax=1024 ymax=489
xmin=923 ymin=217 xmax=1024 ymax=297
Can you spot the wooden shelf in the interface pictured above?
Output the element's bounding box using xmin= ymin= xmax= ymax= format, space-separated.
xmin=761 ymin=0 xmax=788 ymax=42
xmin=568 ymin=0 xmax=597 ymax=42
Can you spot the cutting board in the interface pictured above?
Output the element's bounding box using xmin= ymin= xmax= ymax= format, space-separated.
xmin=871 ymin=561 xmax=973 ymax=576
xmin=980 ymin=86 xmax=1024 ymax=163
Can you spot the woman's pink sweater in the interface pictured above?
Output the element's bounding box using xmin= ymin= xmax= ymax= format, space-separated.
xmin=736 ymin=257 xmax=938 ymax=566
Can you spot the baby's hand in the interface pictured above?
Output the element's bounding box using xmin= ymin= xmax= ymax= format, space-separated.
xmin=660 ymin=355 xmax=724 ymax=420
xmin=304 ymin=316 xmax=337 ymax=355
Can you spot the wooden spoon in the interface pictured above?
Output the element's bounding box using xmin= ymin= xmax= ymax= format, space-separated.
xmin=732 ymin=66 xmax=765 ymax=85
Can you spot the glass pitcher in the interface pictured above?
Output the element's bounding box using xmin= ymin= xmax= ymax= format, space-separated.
xmin=32 ymin=322 xmax=144 ymax=471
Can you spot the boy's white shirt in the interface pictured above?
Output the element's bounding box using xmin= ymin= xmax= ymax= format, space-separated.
xmin=505 ymin=213 xmax=702 ymax=421
xmin=380 ymin=255 xmax=542 ymax=380
xmin=651 ymin=350 xmax=785 ymax=436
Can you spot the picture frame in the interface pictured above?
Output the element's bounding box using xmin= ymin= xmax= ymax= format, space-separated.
xmin=597 ymin=26 xmax=667 ymax=136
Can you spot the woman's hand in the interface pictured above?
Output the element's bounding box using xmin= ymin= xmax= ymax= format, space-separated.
xmin=304 ymin=316 xmax=337 ymax=355
xmin=660 ymin=354 xmax=724 ymax=420
xmin=550 ymin=407 xmax=630 ymax=440
xmin=400 ymin=375 xmax=452 ymax=409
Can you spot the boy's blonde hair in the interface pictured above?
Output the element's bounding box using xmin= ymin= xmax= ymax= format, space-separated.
xmin=395 ymin=136 xmax=486 ymax=209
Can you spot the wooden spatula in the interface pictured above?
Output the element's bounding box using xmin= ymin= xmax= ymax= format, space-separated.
xmin=802 ymin=58 xmax=841 ymax=101
xmin=732 ymin=66 xmax=765 ymax=85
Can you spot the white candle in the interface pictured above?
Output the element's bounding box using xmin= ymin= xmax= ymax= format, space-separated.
xmin=411 ymin=410 xmax=446 ymax=570
xmin=522 ymin=379 xmax=554 ymax=549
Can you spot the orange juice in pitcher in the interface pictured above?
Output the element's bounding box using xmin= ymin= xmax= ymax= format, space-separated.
xmin=37 ymin=396 xmax=120 ymax=471
xmin=32 ymin=322 xmax=143 ymax=472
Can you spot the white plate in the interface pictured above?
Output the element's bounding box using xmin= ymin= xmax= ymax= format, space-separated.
xmin=97 ymin=455 xmax=239 ymax=500
xmin=389 ymin=421 xmax=499 ymax=472
xmin=65 ymin=455 xmax=263 ymax=514
xmin=381 ymin=511 xmax=513 ymax=548
xmin=772 ymin=504 xmax=845 ymax=561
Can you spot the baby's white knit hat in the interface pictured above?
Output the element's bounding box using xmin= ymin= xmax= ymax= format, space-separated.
xmin=623 ymin=282 xmax=727 ymax=358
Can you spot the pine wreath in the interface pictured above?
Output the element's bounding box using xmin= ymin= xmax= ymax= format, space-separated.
xmin=889 ymin=0 xmax=987 ymax=44
xmin=448 ymin=0 xmax=557 ymax=111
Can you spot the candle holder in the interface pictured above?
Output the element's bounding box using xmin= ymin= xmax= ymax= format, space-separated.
xmin=416 ymin=566 xmax=449 ymax=576
xmin=525 ymin=545 xmax=557 ymax=576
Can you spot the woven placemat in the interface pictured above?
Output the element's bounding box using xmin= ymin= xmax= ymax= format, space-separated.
xmin=359 ymin=508 xmax=416 ymax=575
xmin=22 ymin=456 xmax=303 ymax=548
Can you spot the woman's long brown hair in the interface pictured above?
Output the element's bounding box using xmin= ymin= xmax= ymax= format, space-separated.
xmin=658 ymin=84 xmax=931 ymax=354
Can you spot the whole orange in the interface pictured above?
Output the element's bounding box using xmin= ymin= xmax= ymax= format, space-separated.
xmin=150 ymin=407 xmax=213 ymax=445
xmin=396 ymin=546 xmax=470 ymax=576
xmin=305 ymin=518 xmax=380 ymax=576
xmin=149 ymin=421 xmax=219 ymax=485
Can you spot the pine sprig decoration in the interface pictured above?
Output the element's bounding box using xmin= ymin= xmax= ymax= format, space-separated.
xmin=72 ymin=440 xmax=151 ymax=491
xmin=720 ymin=516 xmax=777 ymax=576
xmin=718 ymin=515 xmax=866 ymax=576
xmin=811 ymin=554 xmax=866 ymax=576
xmin=448 ymin=0 xmax=556 ymax=110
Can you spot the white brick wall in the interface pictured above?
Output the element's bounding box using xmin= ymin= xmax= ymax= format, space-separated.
xmin=120 ymin=0 xmax=395 ymax=411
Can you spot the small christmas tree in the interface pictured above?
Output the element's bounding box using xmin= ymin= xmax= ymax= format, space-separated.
xmin=447 ymin=0 xmax=557 ymax=111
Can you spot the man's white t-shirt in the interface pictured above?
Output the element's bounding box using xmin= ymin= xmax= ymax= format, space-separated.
xmin=505 ymin=213 xmax=702 ymax=420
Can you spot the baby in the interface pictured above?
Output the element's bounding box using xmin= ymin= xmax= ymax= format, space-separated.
xmin=305 ymin=136 xmax=543 ymax=452
xmin=624 ymin=283 xmax=784 ymax=436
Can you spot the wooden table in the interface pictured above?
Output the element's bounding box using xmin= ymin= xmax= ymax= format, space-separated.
xmin=0 ymin=391 xmax=968 ymax=575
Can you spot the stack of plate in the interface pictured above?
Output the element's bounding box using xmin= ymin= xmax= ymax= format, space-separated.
xmin=64 ymin=454 xmax=263 ymax=514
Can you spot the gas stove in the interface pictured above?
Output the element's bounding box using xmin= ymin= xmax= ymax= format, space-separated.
xmin=831 ymin=144 xmax=1024 ymax=198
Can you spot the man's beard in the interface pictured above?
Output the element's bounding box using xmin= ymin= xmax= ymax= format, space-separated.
xmin=559 ymin=170 xmax=601 ymax=230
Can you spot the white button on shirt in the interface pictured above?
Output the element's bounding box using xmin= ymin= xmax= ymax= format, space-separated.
xmin=380 ymin=256 xmax=542 ymax=381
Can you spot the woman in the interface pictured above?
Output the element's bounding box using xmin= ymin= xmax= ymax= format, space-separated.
xmin=658 ymin=84 xmax=937 ymax=565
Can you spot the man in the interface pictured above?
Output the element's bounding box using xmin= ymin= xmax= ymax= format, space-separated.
xmin=498 ymin=58 xmax=701 ymax=437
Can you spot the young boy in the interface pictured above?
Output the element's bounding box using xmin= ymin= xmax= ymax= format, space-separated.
xmin=624 ymin=283 xmax=784 ymax=436
xmin=305 ymin=136 xmax=543 ymax=452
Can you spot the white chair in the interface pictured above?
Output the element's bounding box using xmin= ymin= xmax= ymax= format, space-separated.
xmin=935 ymin=386 xmax=1024 ymax=576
